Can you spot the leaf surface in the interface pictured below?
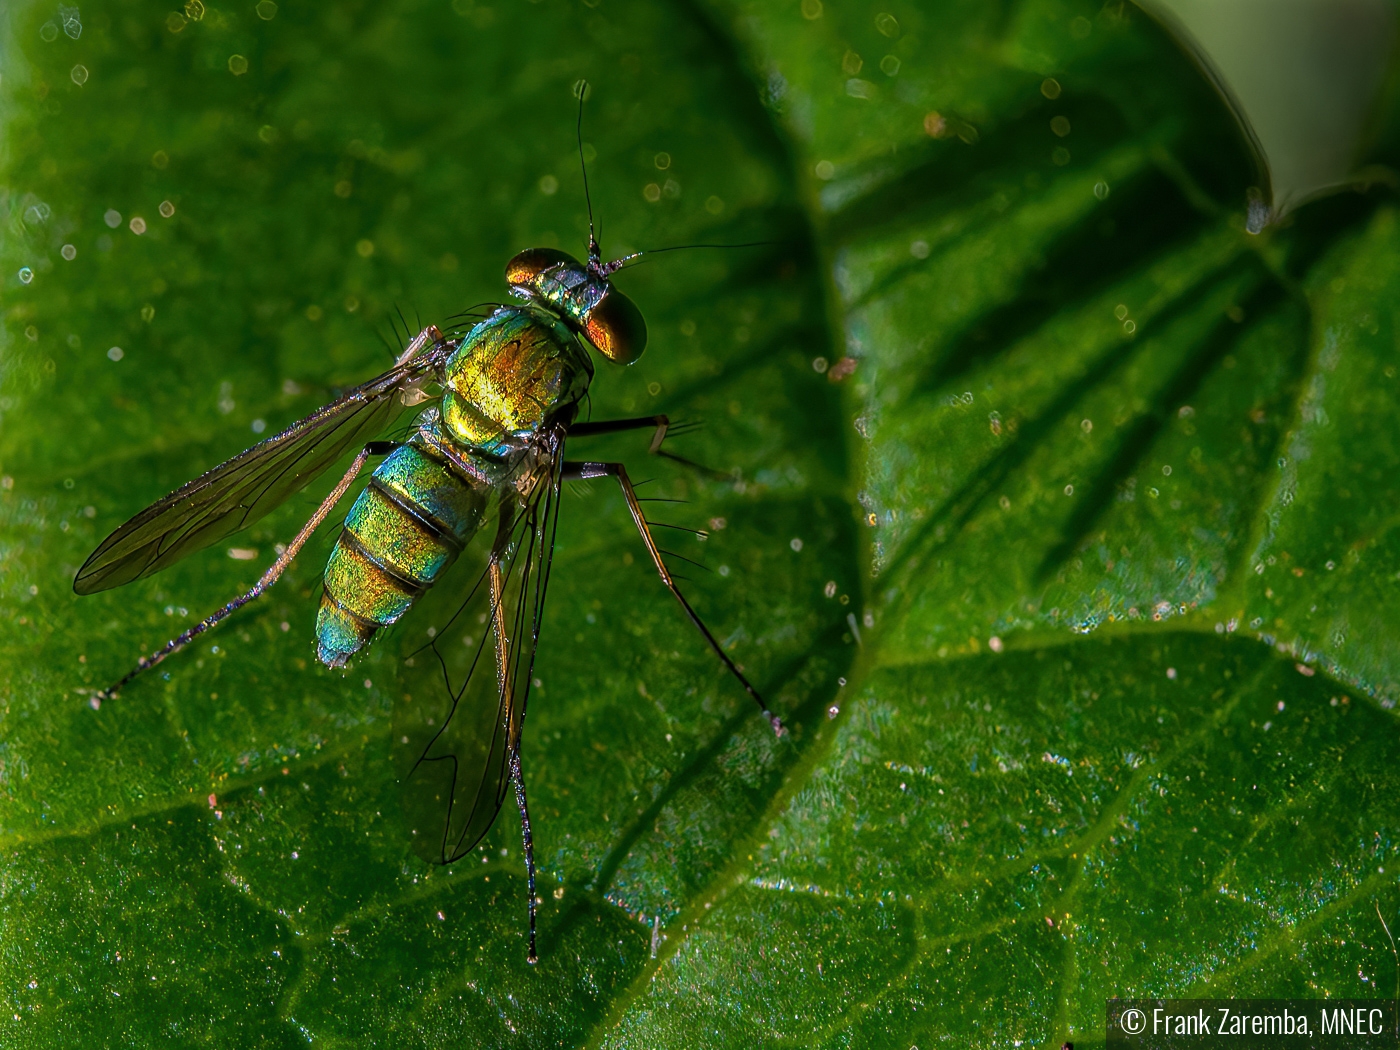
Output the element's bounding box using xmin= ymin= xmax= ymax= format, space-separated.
xmin=1 ymin=0 xmax=1398 ymax=1046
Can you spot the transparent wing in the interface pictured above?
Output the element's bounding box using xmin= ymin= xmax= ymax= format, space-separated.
xmin=394 ymin=427 xmax=565 ymax=864
xmin=74 ymin=345 xmax=448 ymax=595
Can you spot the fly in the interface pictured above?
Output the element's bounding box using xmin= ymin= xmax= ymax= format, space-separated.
xmin=73 ymin=86 xmax=782 ymax=964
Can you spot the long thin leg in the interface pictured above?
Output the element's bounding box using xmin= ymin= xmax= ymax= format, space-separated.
xmin=566 ymin=415 xmax=730 ymax=482
xmin=97 ymin=443 xmax=392 ymax=701
xmin=567 ymin=415 xmax=670 ymax=454
xmin=562 ymin=459 xmax=784 ymax=736
xmin=510 ymin=750 xmax=539 ymax=965
xmin=488 ymin=533 xmax=512 ymax=708
xmin=487 ymin=524 xmax=539 ymax=964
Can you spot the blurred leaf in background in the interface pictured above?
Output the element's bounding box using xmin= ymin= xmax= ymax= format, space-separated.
xmin=1 ymin=0 xmax=1399 ymax=1046
xmin=1139 ymin=0 xmax=1397 ymax=227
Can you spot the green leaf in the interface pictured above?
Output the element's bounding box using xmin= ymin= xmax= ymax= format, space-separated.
xmin=1138 ymin=0 xmax=1397 ymax=224
xmin=2 ymin=0 xmax=1399 ymax=1046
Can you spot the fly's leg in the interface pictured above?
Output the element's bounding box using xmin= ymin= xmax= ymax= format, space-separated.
xmin=97 ymin=441 xmax=400 ymax=701
xmin=561 ymin=460 xmax=784 ymax=736
xmin=487 ymin=530 xmax=540 ymax=965
xmin=488 ymin=548 xmax=512 ymax=708
xmin=510 ymin=749 xmax=539 ymax=965
xmin=567 ymin=415 xmax=729 ymax=480
xmin=566 ymin=415 xmax=671 ymax=454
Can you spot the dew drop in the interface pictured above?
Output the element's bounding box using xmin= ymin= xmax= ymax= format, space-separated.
xmin=104 ymin=209 xmax=121 ymax=229
xmin=17 ymin=267 xmax=33 ymax=284
xmin=70 ymin=64 xmax=88 ymax=87
xmin=107 ymin=346 xmax=124 ymax=361
xmin=60 ymin=244 xmax=76 ymax=260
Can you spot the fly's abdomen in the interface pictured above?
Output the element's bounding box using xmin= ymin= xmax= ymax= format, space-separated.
xmin=316 ymin=444 xmax=486 ymax=667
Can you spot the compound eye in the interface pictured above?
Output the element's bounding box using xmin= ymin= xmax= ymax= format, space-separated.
xmin=585 ymin=287 xmax=647 ymax=364
xmin=505 ymin=247 xmax=581 ymax=287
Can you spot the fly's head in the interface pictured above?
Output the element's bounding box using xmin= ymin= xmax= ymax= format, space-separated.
xmin=505 ymin=247 xmax=647 ymax=365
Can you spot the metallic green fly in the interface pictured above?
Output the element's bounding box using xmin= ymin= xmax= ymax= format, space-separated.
xmin=74 ymin=89 xmax=782 ymax=963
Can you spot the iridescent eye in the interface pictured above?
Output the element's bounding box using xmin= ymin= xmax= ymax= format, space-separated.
xmin=585 ymin=287 xmax=647 ymax=364
xmin=505 ymin=247 xmax=580 ymax=287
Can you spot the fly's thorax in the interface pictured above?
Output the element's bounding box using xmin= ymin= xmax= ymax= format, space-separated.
xmin=439 ymin=306 xmax=591 ymax=455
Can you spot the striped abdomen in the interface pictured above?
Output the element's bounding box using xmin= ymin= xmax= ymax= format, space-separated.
xmin=316 ymin=444 xmax=487 ymax=667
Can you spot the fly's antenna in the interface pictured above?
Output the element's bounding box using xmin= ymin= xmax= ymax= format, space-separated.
xmin=599 ymin=240 xmax=773 ymax=277
xmin=574 ymin=79 xmax=600 ymax=268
